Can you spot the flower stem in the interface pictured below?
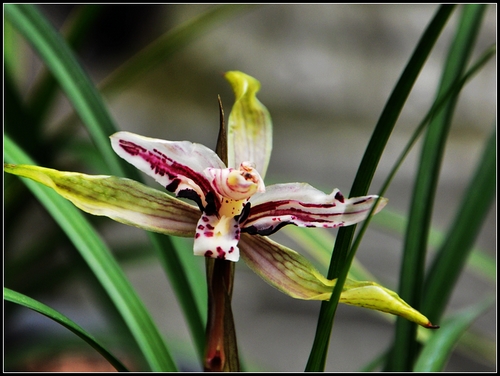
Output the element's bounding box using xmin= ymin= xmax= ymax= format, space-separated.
xmin=204 ymin=259 xmax=239 ymax=371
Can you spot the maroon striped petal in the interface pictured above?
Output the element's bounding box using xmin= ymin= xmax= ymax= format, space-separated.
xmin=243 ymin=183 xmax=388 ymax=236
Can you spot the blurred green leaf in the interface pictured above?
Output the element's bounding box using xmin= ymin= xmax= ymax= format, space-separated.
xmin=5 ymin=4 xmax=207 ymax=363
xmin=145 ymin=232 xmax=207 ymax=362
xmin=4 ymin=288 xmax=129 ymax=372
xmin=4 ymin=67 xmax=40 ymax=165
xmin=456 ymin=329 xmax=497 ymax=367
xmin=359 ymin=43 xmax=496 ymax=371
xmin=48 ymin=5 xmax=257 ymax=152
xmin=414 ymin=296 xmax=494 ymax=372
xmin=4 ymin=17 xmax=30 ymax=86
xmin=371 ymin=209 xmax=495 ymax=284
xmin=28 ymin=5 xmax=103 ymax=123
xmin=282 ymin=225 xmax=376 ymax=282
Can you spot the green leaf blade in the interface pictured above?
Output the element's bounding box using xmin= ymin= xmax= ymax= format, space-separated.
xmin=5 ymin=4 xmax=208 ymax=365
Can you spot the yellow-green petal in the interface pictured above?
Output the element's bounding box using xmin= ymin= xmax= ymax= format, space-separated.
xmin=239 ymin=233 xmax=335 ymax=300
xmin=4 ymin=164 xmax=199 ymax=237
xmin=225 ymin=71 xmax=272 ymax=178
xmin=239 ymin=233 xmax=436 ymax=328
xmin=340 ymin=279 xmax=438 ymax=329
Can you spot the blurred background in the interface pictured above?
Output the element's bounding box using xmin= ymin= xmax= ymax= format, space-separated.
xmin=5 ymin=4 xmax=496 ymax=372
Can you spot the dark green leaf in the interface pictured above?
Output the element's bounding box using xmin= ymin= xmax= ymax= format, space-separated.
xmin=4 ymin=4 xmax=129 ymax=177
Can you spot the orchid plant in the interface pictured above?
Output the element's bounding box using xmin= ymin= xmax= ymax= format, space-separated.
xmin=4 ymin=4 xmax=495 ymax=373
xmin=5 ymin=71 xmax=437 ymax=371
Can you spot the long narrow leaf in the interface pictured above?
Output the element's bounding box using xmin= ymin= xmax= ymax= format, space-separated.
xmin=4 ymin=135 xmax=177 ymax=372
xmin=305 ymin=5 xmax=456 ymax=371
xmin=422 ymin=125 xmax=496 ymax=321
xmin=353 ymin=45 xmax=496 ymax=371
xmin=390 ymin=5 xmax=487 ymax=370
xmin=358 ymin=46 xmax=496 ymax=371
xmin=4 ymin=288 xmax=129 ymax=372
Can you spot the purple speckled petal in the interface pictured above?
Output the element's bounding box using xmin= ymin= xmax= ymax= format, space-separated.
xmin=193 ymin=212 xmax=241 ymax=261
xmin=111 ymin=131 xmax=225 ymax=210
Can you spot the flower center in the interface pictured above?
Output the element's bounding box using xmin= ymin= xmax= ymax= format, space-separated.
xmin=205 ymin=161 xmax=265 ymax=206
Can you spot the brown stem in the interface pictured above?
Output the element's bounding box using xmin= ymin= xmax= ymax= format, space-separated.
xmin=204 ymin=258 xmax=239 ymax=371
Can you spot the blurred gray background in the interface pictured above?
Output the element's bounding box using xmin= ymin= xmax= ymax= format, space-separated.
xmin=12 ymin=4 xmax=496 ymax=372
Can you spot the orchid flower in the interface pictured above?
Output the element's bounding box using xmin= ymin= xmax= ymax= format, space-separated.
xmin=4 ymin=71 xmax=437 ymax=329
